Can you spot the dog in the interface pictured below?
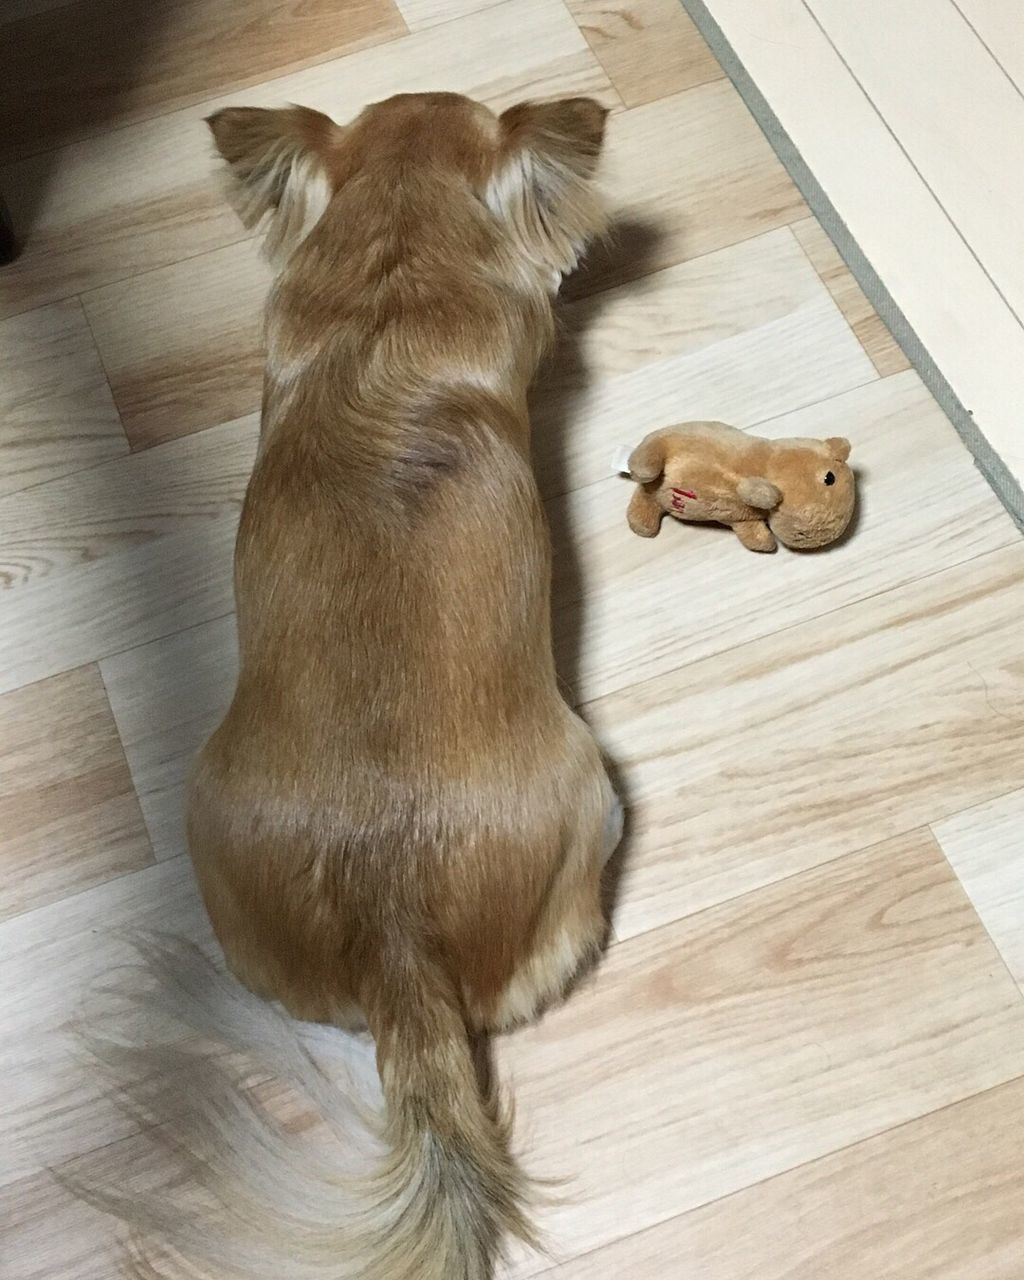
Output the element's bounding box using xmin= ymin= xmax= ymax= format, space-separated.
xmin=79 ymin=93 xmax=621 ymax=1279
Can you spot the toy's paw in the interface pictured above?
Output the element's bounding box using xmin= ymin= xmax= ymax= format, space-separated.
xmin=627 ymin=488 xmax=662 ymax=537
xmin=734 ymin=520 xmax=777 ymax=552
xmin=628 ymin=515 xmax=661 ymax=537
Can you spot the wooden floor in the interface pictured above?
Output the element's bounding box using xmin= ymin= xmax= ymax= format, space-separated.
xmin=691 ymin=0 xmax=1024 ymax=505
xmin=3 ymin=2 xmax=1024 ymax=1276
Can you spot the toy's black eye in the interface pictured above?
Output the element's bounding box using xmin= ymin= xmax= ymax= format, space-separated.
xmin=824 ymin=471 xmax=836 ymax=486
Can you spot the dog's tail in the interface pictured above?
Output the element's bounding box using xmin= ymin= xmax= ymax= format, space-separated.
xmin=68 ymin=935 xmax=537 ymax=1280
xmin=361 ymin=942 xmax=538 ymax=1278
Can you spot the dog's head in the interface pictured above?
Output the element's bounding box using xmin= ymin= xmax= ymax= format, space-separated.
xmin=206 ymin=92 xmax=608 ymax=276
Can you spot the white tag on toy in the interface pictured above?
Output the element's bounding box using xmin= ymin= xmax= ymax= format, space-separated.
xmin=612 ymin=447 xmax=633 ymax=477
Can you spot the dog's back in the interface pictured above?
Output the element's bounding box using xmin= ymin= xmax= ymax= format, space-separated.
xmin=84 ymin=92 xmax=620 ymax=1280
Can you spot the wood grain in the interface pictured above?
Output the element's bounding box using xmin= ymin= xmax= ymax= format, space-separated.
xmin=934 ymin=788 xmax=1024 ymax=991
xmin=585 ymin=542 xmax=1024 ymax=940
xmin=0 ymin=299 xmax=126 ymax=496
xmin=568 ymin=81 xmax=807 ymax=300
xmin=3 ymin=1156 xmax=133 ymax=1280
xmin=82 ymin=243 xmax=272 ymax=449
xmin=498 ymin=831 xmax=1024 ymax=1271
xmin=567 ymin=0 xmax=724 ymax=107
xmin=792 ymin=216 xmax=909 ymax=377
xmin=0 ymin=417 xmax=255 ymax=694
xmin=0 ymin=413 xmax=256 ymax=592
xmin=0 ymin=0 xmax=406 ymax=164
xmin=0 ymin=0 xmax=614 ymax=319
xmin=540 ymin=1075 xmax=1024 ymax=1278
xmin=0 ymin=857 xmax=212 ymax=1188
xmin=0 ymin=666 xmax=153 ymax=922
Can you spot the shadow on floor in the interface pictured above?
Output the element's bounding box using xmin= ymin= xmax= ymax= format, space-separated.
xmin=1 ymin=0 xmax=181 ymax=258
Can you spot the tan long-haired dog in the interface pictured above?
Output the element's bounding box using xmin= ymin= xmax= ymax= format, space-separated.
xmin=82 ymin=93 xmax=620 ymax=1279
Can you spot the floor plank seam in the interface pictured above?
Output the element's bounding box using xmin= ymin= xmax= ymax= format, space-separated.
xmin=522 ymin=1068 xmax=1024 ymax=1277
xmin=576 ymin=538 xmax=1024 ymax=717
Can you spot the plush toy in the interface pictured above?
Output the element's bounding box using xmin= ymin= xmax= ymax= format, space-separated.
xmin=624 ymin=421 xmax=856 ymax=552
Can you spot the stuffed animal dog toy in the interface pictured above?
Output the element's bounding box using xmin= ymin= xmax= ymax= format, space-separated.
xmin=626 ymin=421 xmax=856 ymax=551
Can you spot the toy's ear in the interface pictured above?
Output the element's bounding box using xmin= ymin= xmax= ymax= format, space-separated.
xmin=825 ymin=436 xmax=852 ymax=462
xmin=737 ymin=476 xmax=782 ymax=510
xmin=628 ymin=433 xmax=670 ymax=483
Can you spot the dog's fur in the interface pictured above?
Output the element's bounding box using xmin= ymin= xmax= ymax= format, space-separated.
xmin=80 ymin=93 xmax=620 ymax=1279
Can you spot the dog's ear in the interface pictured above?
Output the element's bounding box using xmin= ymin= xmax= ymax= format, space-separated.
xmin=206 ymin=105 xmax=342 ymax=263
xmin=486 ymin=97 xmax=609 ymax=276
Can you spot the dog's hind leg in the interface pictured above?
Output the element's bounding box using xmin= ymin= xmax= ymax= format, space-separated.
xmin=485 ymin=778 xmax=622 ymax=1033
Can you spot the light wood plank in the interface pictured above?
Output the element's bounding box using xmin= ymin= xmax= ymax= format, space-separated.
xmin=791 ymin=216 xmax=909 ymax=377
xmin=3 ymin=1163 xmax=113 ymax=1280
xmin=0 ymin=418 xmax=256 ymax=694
xmin=933 ymin=789 xmax=1024 ymax=991
xmin=1 ymin=0 xmax=406 ymax=164
xmin=534 ymin=226 xmax=874 ymax=497
xmin=101 ymin=615 xmax=239 ymax=861
xmin=2 ymin=1033 xmax=382 ymax=1280
xmin=0 ymin=0 xmax=613 ymax=319
xmin=541 ymin=1075 xmax=1024 ymax=1279
xmin=395 ymin=0 xmax=501 ymax=31
xmin=0 ymin=299 xmax=126 ymax=497
xmin=0 ymin=858 xmax=212 ymax=1188
xmin=3 ymin=1151 xmax=145 ymax=1280
xmin=569 ymin=81 xmax=806 ymax=299
xmin=82 ymin=245 xmax=272 ymax=449
xmin=0 ymin=665 xmax=153 ymax=922
xmin=552 ymin=226 xmax=838 ymax=387
xmin=0 ymin=412 xmax=256 ymax=591
xmin=567 ymin=0 xmax=724 ymax=108
xmin=499 ymin=832 xmax=1024 ymax=1271
xmin=584 ymin=542 xmax=1024 ymax=940
xmin=697 ymin=0 xmax=1024 ymax=503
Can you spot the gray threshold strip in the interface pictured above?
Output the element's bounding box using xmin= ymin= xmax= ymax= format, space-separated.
xmin=678 ymin=0 xmax=1024 ymax=531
